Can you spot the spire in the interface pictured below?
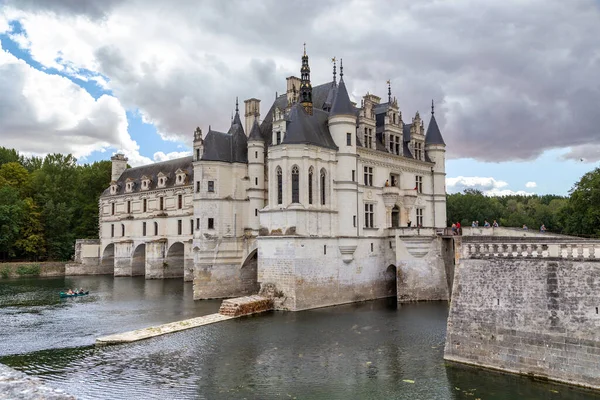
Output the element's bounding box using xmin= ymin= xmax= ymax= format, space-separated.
xmin=248 ymin=118 xmax=264 ymax=142
xmin=340 ymin=58 xmax=344 ymax=78
xmin=330 ymin=62 xmax=354 ymax=117
xmin=236 ymin=97 xmax=239 ymax=113
xmin=332 ymin=57 xmax=337 ymax=85
xmin=425 ymin=101 xmax=445 ymax=146
xmin=387 ymin=80 xmax=391 ymax=103
xmin=299 ymin=44 xmax=313 ymax=115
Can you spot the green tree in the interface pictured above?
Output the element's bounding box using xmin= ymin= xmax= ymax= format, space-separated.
xmin=0 ymin=162 xmax=32 ymax=197
xmin=14 ymin=198 xmax=46 ymax=260
xmin=560 ymin=168 xmax=600 ymax=237
xmin=73 ymin=160 xmax=112 ymax=239
xmin=0 ymin=147 xmax=20 ymax=166
xmin=0 ymin=186 xmax=25 ymax=259
xmin=42 ymin=200 xmax=75 ymax=261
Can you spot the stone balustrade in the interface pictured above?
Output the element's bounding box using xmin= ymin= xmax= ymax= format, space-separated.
xmin=461 ymin=238 xmax=600 ymax=260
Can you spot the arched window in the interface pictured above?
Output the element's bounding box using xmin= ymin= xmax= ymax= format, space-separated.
xmin=276 ymin=166 xmax=283 ymax=205
xmin=308 ymin=166 xmax=314 ymax=205
xmin=291 ymin=165 xmax=299 ymax=203
xmin=154 ymin=222 xmax=158 ymax=236
xmin=320 ymin=168 xmax=327 ymax=205
xmin=121 ymin=223 xmax=125 ymax=237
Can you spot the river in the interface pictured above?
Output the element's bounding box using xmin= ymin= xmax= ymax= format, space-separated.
xmin=1 ymin=276 xmax=599 ymax=400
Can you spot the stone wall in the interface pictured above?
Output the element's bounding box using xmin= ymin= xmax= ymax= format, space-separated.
xmin=445 ymin=237 xmax=600 ymax=390
xmin=193 ymin=260 xmax=259 ymax=299
xmin=259 ymin=236 xmax=396 ymax=311
xmin=394 ymin=236 xmax=451 ymax=302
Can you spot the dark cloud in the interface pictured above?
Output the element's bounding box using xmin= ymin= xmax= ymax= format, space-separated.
xmin=4 ymin=0 xmax=600 ymax=162
xmin=5 ymin=0 xmax=126 ymax=20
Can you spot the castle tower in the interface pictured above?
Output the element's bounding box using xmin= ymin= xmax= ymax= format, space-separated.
xmin=425 ymin=100 xmax=447 ymax=228
xmin=328 ymin=59 xmax=358 ymax=237
xmin=247 ymin=119 xmax=265 ymax=232
xmin=110 ymin=153 xmax=128 ymax=182
xmin=299 ymin=44 xmax=313 ymax=115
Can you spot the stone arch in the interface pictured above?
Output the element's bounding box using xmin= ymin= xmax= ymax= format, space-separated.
xmin=101 ymin=243 xmax=115 ymax=274
xmin=131 ymin=244 xmax=146 ymax=276
xmin=385 ymin=264 xmax=397 ymax=297
xmin=165 ymin=242 xmax=185 ymax=279
xmin=241 ymin=249 xmax=260 ymax=295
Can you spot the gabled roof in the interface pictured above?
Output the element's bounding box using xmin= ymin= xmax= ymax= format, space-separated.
xmin=425 ymin=114 xmax=445 ymax=145
xmin=282 ymin=104 xmax=338 ymax=150
xmin=101 ymin=156 xmax=193 ymax=197
xmin=330 ymin=78 xmax=355 ymax=116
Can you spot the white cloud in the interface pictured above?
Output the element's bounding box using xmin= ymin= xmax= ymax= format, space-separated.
xmin=446 ymin=176 xmax=534 ymax=196
xmin=0 ymin=39 xmax=150 ymax=166
xmin=525 ymin=181 xmax=537 ymax=188
xmin=153 ymin=151 xmax=191 ymax=162
xmin=446 ymin=176 xmax=508 ymax=190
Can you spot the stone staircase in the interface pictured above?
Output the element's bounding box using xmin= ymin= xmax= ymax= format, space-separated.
xmin=218 ymin=295 xmax=274 ymax=317
xmin=402 ymin=237 xmax=433 ymax=258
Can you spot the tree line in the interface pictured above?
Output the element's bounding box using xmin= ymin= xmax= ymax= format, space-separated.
xmin=447 ymin=167 xmax=600 ymax=238
xmin=0 ymin=147 xmax=111 ymax=261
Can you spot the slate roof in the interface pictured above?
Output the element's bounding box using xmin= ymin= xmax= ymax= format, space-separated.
xmin=248 ymin=119 xmax=263 ymax=141
xmin=330 ymin=78 xmax=355 ymax=116
xmin=101 ymin=156 xmax=193 ymax=197
xmin=259 ymin=81 xmax=336 ymax=146
xmin=425 ymin=114 xmax=445 ymax=145
xmin=201 ymin=111 xmax=248 ymax=163
xmin=281 ymin=104 xmax=338 ymax=149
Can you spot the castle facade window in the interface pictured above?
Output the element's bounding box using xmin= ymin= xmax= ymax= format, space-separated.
xmin=291 ymin=165 xmax=300 ymax=203
xmin=364 ymin=203 xmax=374 ymax=228
xmin=308 ymin=166 xmax=314 ymax=205
xmin=320 ymin=168 xmax=327 ymax=205
xmin=415 ymin=175 xmax=423 ymax=193
xmin=208 ymin=181 xmax=214 ymax=192
xmin=276 ymin=166 xmax=283 ymax=205
xmin=154 ymin=222 xmax=158 ymax=235
xmin=364 ymin=166 xmax=373 ymax=186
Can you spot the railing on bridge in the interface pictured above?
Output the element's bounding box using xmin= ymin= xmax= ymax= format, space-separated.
xmin=390 ymin=227 xmax=449 ymax=237
xmin=461 ymin=238 xmax=600 ymax=260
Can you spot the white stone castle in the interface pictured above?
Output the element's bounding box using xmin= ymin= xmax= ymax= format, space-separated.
xmin=91 ymin=49 xmax=448 ymax=310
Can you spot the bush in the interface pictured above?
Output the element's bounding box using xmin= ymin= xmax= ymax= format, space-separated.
xmin=0 ymin=266 xmax=10 ymax=279
xmin=16 ymin=264 xmax=40 ymax=276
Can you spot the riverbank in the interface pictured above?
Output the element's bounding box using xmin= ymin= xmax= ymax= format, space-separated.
xmin=0 ymin=262 xmax=65 ymax=279
xmin=0 ymin=363 xmax=75 ymax=400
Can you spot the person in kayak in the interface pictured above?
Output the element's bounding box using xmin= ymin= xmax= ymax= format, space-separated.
xmin=78 ymin=288 xmax=85 ymax=294
xmin=67 ymin=289 xmax=74 ymax=295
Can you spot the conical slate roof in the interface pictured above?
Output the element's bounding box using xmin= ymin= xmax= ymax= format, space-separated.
xmin=330 ymin=78 xmax=355 ymax=116
xmin=229 ymin=111 xmax=248 ymax=163
xmin=201 ymin=111 xmax=248 ymax=163
xmin=425 ymin=114 xmax=445 ymax=145
xmin=248 ymin=119 xmax=263 ymax=142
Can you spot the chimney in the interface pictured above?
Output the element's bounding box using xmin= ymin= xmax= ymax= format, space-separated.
xmin=244 ymin=98 xmax=261 ymax=136
xmin=110 ymin=154 xmax=128 ymax=182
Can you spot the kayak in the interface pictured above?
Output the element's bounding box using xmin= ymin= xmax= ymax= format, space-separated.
xmin=59 ymin=291 xmax=89 ymax=298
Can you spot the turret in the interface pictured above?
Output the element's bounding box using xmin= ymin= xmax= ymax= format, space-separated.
xmin=328 ymin=59 xmax=358 ymax=237
xmin=193 ymin=127 xmax=203 ymax=161
xmin=425 ymin=100 xmax=446 ymax=227
xmin=247 ymin=119 xmax=265 ymax=232
xmin=111 ymin=153 xmax=128 ymax=182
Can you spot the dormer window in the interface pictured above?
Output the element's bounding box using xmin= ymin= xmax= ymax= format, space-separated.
xmin=125 ymin=178 xmax=135 ymax=193
xmin=141 ymin=175 xmax=151 ymax=191
xmin=157 ymin=172 xmax=168 ymax=188
xmin=110 ymin=181 xmax=119 ymax=195
xmin=175 ymin=169 xmax=187 ymax=186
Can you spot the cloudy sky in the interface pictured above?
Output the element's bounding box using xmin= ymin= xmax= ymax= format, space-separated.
xmin=0 ymin=0 xmax=598 ymax=195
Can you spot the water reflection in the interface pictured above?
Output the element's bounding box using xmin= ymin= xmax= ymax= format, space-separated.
xmin=1 ymin=277 xmax=600 ymax=400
